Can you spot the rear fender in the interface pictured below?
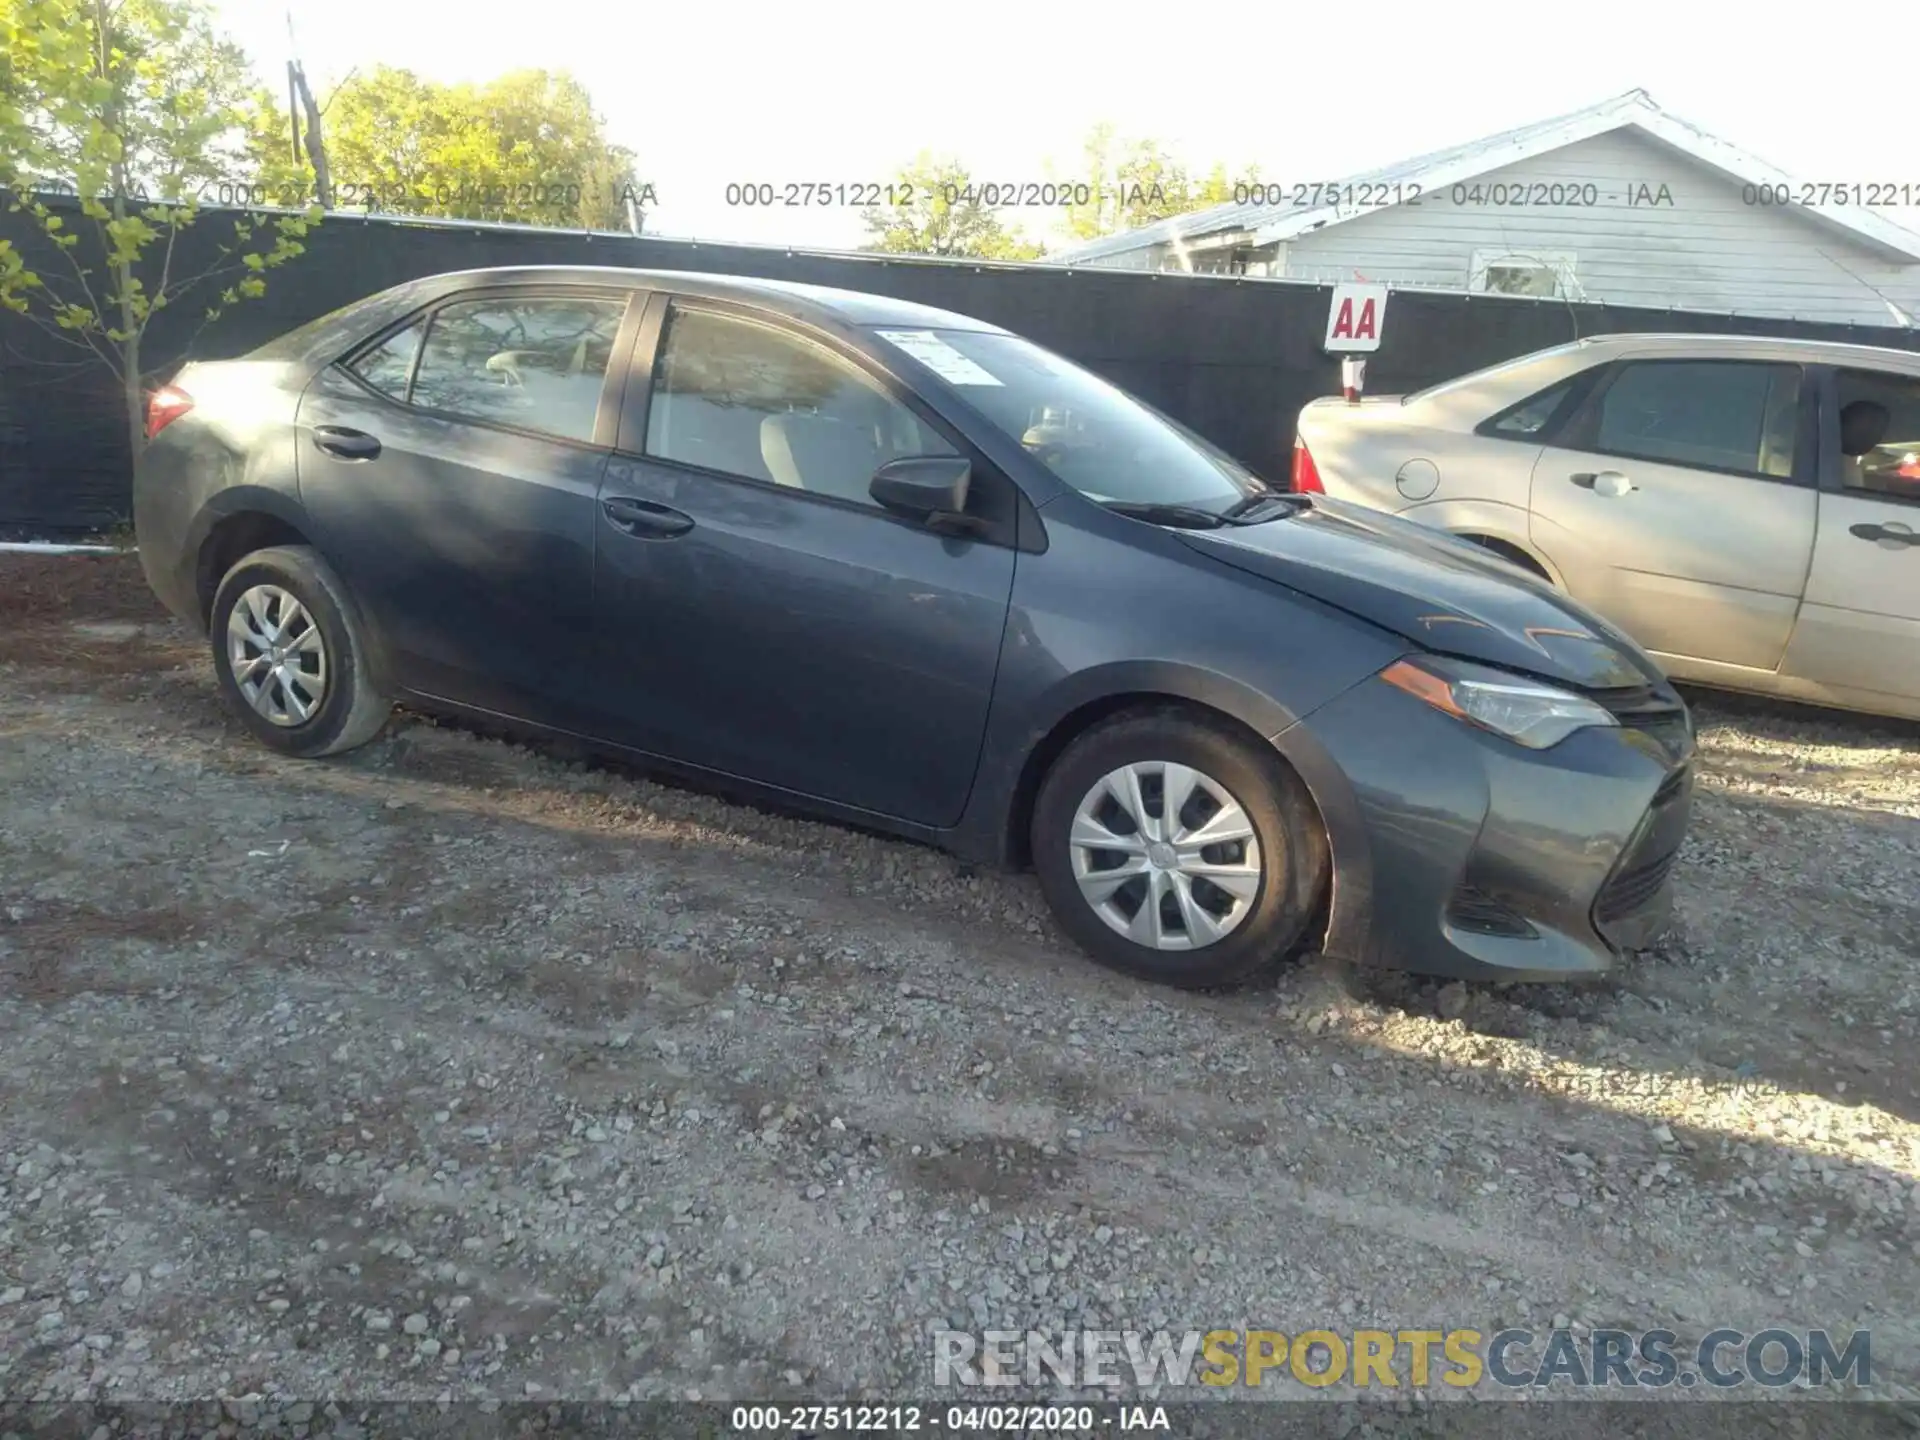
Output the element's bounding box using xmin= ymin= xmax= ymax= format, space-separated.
xmin=1393 ymin=498 xmax=1563 ymax=586
xmin=185 ymin=487 xmax=397 ymax=693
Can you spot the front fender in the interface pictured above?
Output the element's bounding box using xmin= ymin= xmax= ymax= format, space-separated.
xmin=1020 ymin=657 xmax=1309 ymax=742
xmin=947 ymin=657 xmax=1308 ymax=869
xmin=1266 ymin=708 xmax=1376 ymax=967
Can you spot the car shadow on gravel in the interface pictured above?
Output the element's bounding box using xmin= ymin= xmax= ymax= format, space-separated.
xmin=1681 ymin=685 xmax=1920 ymax=747
xmin=13 ymin=584 xmax=1914 ymax=1139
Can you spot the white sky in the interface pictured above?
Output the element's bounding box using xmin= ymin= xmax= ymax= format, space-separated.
xmin=211 ymin=0 xmax=1920 ymax=251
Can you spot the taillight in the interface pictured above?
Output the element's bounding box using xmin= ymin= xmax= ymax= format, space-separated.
xmin=146 ymin=384 xmax=194 ymax=439
xmin=1290 ymin=436 xmax=1325 ymax=494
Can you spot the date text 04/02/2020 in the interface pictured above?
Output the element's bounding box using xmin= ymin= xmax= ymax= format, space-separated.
xmin=721 ymin=181 xmax=1163 ymax=209
xmin=1226 ymin=180 xmax=1678 ymax=208
xmin=727 ymin=1404 xmax=1169 ymax=1431
xmin=182 ymin=179 xmax=658 ymax=211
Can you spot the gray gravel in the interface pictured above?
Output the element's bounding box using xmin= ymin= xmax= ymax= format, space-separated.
xmin=1 ymin=610 xmax=1918 ymax=1416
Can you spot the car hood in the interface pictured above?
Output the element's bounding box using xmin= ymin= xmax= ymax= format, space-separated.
xmin=1177 ymin=496 xmax=1664 ymax=691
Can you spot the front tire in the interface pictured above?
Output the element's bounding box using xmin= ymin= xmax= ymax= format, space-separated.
xmin=209 ymin=545 xmax=390 ymax=758
xmin=1030 ymin=708 xmax=1329 ymax=989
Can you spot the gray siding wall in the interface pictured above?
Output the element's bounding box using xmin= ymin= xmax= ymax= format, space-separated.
xmin=1277 ymin=130 xmax=1920 ymax=325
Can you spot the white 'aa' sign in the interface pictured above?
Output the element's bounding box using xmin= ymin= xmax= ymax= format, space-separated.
xmin=1323 ymin=283 xmax=1388 ymax=353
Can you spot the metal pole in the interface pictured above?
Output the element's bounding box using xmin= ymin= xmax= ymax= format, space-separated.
xmin=286 ymin=60 xmax=300 ymax=165
xmin=1342 ymin=354 xmax=1367 ymax=403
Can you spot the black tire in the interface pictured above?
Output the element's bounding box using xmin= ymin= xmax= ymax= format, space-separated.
xmin=1030 ymin=708 xmax=1329 ymax=989
xmin=209 ymin=544 xmax=390 ymax=758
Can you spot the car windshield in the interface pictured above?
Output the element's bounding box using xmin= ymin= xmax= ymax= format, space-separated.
xmin=870 ymin=327 xmax=1273 ymax=514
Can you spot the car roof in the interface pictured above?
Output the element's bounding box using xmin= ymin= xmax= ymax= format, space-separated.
xmin=1558 ymin=331 xmax=1920 ymax=369
xmin=1398 ymin=327 xmax=1920 ymax=407
xmin=392 ymin=265 xmax=1009 ymax=333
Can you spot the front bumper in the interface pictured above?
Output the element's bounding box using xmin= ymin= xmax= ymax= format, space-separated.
xmin=1282 ymin=674 xmax=1694 ymax=982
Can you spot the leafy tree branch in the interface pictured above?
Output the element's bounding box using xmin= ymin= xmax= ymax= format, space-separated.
xmin=0 ymin=0 xmax=317 ymax=474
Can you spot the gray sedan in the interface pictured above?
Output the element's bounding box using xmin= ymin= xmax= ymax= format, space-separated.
xmin=1294 ymin=332 xmax=1920 ymax=722
xmin=134 ymin=266 xmax=1693 ymax=987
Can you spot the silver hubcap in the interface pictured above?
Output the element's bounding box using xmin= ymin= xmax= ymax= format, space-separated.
xmin=1069 ymin=761 xmax=1264 ymax=951
xmin=225 ymin=584 xmax=328 ymax=728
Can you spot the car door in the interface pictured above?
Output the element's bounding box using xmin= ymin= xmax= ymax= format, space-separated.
xmin=588 ymin=295 xmax=1019 ymax=828
xmin=1777 ymin=363 xmax=1920 ymax=705
xmin=1526 ymin=356 xmax=1818 ymax=672
xmin=296 ymin=286 xmax=638 ymax=727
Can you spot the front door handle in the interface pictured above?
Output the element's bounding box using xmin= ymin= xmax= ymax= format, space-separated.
xmin=1570 ymin=469 xmax=1634 ymax=496
xmin=312 ymin=425 xmax=381 ymax=460
xmin=1849 ymin=520 xmax=1920 ymax=548
xmin=602 ymin=495 xmax=694 ymax=538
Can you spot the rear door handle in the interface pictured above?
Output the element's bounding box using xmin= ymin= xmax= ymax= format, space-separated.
xmin=602 ymin=495 xmax=694 ymax=538
xmin=1849 ymin=521 xmax=1920 ymax=548
xmin=312 ymin=425 xmax=381 ymax=460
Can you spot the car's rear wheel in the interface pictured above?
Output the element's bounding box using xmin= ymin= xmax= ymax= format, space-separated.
xmin=1461 ymin=534 xmax=1552 ymax=582
xmin=209 ymin=545 xmax=390 ymax=758
xmin=1031 ymin=709 xmax=1329 ymax=989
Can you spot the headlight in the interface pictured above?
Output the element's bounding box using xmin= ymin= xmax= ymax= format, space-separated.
xmin=1379 ymin=656 xmax=1618 ymax=749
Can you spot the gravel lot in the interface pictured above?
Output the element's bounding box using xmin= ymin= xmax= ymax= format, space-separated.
xmin=2 ymin=553 xmax=1918 ymax=1429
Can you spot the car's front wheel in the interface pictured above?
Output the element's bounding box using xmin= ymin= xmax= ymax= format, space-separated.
xmin=1031 ymin=709 xmax=1329 ymax=989
xmin=209 ymin=545 xmax=391 ymax=758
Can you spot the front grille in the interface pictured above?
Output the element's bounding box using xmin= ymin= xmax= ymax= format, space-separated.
xmin=1447 ymin=886 xmax=1537 ymax=938
xmin=1651 ymin=765 xmax=1689 ymax=806
xmin=1592 ymin=735 xmax=1693 ymax=934
xmin=1594 ymin=846 xmax=1681 ymax=925
xmin=1589 ymin=683 xmax=1694 ymax=766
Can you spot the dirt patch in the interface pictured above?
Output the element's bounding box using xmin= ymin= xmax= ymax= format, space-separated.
xmin=0 ymin=551 xmax=160 ymax=624
xmin=0 ymin=900 xmax=197 ymax=1001
xmin=906 ymin=1138 xmax=1077 ymax=1206
xmin=0 ymin=552 xmax=199 ymax=689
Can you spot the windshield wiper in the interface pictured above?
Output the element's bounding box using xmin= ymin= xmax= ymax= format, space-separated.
xmin=1220 ymin=491 xmax=1310 ymax=523
xmin=1101 ymin=500 xmax=1225 ymax=529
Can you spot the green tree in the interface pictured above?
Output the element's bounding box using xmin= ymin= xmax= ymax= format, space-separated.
xmin=245 ymin=65 xmax=646 ymax=230
xmin=0 ymin=0 xmax=314 ymax=474
xmin=859 ymin=153 xmax=1045 ymax=261
xmin=1058 ymin=124 xmax=1258 ymax=242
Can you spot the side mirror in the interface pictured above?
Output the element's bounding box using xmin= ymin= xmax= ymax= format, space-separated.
xmin=870 ymin=455 xmax=972 ymax=521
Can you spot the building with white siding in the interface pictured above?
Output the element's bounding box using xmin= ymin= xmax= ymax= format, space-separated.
xmin=1050 ymin=90 xmax=1920 ymax=327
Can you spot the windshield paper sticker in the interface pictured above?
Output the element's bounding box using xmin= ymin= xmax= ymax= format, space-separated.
xmin=876 ymin=330 xmax=1004 ymax=386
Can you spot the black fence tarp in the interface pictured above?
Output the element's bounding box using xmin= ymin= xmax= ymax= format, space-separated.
xmin=5 ymin=196 xmax=1918 ymax=532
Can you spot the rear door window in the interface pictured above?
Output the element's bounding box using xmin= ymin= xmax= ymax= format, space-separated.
xmin=410 ymin=294 xmax=627 ymax=444
xmin=1834 ymin=368 xmax=1920 ymax=504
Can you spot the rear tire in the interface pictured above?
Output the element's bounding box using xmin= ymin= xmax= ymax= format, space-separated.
xmin=209 ymin=545 xmax=390 ymax=758
xmin=1030 ymin=708 xmax=1329 ymax=989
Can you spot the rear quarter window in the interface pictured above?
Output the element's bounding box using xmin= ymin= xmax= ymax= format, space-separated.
xmin=245 ymin=292 xmax=423 ymax=367
xmin=1478 ymin=377 xmax=1580 ymax=438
